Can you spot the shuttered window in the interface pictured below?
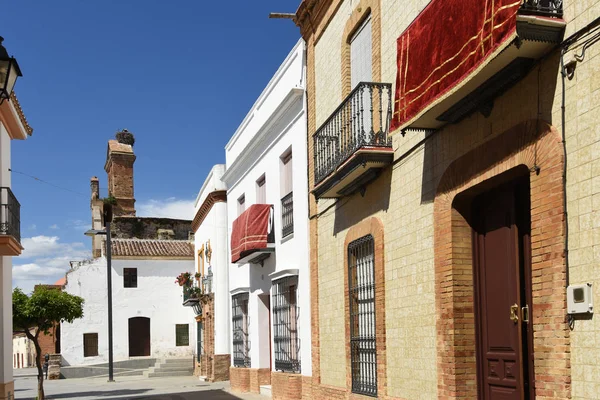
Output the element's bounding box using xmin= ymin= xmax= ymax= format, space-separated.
xmin=176 ymin=324 xmax=189 ymax=346
xmin=348 ymin=235 xmax=377 ymax=396
xmin=350 ymin=15 xmax=373 ymax=88
xmin=124 ymin=268 xmax=137 ymax=288
xmin=257 ymin=175 xmax=266 ymax=204
xmin=83 ymin=333 xmax=98 ymax=357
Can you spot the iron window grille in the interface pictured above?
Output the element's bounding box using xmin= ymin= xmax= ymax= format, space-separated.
xmin=0 ymin=187 xmax=20 ymax=243
xmin=123 ymin=268 xmax=137 ymax=288
xmin=281 ymin=192 xmax=294 ymax=238
xmin=520 ymin=0 xmax=563 ymax=17
xmin=232 ymin=293 xmax=251 ymax=367
xmin=348 ymin=235 xmax=377 ymax=397
xmin=175 ymin=324 xmax=189 ymax=346
xmin=272 ymin=276 xmax=300 ymax=373
xmin=197 ymin=321 xmax=203 ymax=363
xmin=83 ymin=333 xmax=98 ymax=357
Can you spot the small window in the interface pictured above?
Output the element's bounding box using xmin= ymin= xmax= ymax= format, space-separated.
xmin=256 ymin=175 xmax=266 ymax=204
xmin=281 ymin=150 xmax=293 ymax=197
xmin=176 ymin=324 xmax=189 ymax=346
xmin=83 ymin=333 xmax=99 ymax=357
xmin=124 ymin=268 xmax=137 ymax=288
xmin=238 ymin=195 xmax=246 ymax=216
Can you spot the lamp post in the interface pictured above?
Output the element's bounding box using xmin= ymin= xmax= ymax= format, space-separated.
xmin=85 ymin=222 xmax=114 ymax=382
xmin=0 ymin=36 xmax=23 ymax=104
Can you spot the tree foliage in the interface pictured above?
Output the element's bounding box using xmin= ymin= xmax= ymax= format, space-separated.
xmin=13 ymin=286 xmax=84 ymax=400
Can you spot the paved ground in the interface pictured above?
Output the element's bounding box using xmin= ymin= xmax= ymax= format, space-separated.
xmin=14 ymin=374 xmax=267 ymax=400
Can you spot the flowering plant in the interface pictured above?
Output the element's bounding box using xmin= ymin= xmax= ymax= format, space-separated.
xmin=194 ymin=272 xmax=202 ymax=280
xmin=175 ymin=272 xmax=192 ymax=286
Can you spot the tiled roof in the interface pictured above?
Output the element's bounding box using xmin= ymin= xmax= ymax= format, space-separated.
xmin=111 ymin=239 xmax=194 ymax=258
xmin=10 ymin=92 xmax=33 ymax=136
xmin=54 ymin=277 xmax=66 ymax=286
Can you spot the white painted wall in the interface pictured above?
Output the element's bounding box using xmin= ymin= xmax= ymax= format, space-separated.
xmin=0 ymin=122 xmax=13 ymax=386
xmin=193 ymin=165 xmax=230 ymax=355
xmin=12 ymin=334 xmax=35 ymax=368
xmin=61 ymin=257 xmax=196 ymax=366
xmin=222 ymin=39 xmax=312 ymax=375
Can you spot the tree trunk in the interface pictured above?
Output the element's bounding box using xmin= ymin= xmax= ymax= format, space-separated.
xmin=25 ymin=330 xmax=44 ymax=400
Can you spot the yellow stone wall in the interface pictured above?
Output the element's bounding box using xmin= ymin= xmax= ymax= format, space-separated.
xmin=313 ymin=0 xmax=600 ymax=398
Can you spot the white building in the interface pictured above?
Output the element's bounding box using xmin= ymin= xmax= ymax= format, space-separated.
xmin=60 ymin=132 xmax=198 ymax=371
xmin=222 ymin=39 xmax=311 ymax=395
xmin=12 ymin=330 xmax=35 ymax=369
xmin=187 ymin=164 xmax=230 ymax=381
xmin=0 ymin=87 xmax=33 ymax=399
xmin=61 ymin=242 xmax=196 ymax=367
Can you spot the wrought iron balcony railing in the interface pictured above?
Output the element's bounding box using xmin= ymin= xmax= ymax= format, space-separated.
xmin=0 ymin=187 xmax=20 ymax=243
xmin=281 ymin=192 xmax=294 ymax=238
xmin=520 ymin=0 xmax=563 ymax=17
xmin=313 ymin=82 xmax=393 ymax=185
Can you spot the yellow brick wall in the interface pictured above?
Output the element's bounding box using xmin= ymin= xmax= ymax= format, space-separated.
xmin=313 ymin=0 xmax=600 ymax=398
xmin=560 ymin=2 xmax=600 ymax=399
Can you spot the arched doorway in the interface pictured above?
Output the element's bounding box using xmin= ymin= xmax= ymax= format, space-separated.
xmin=129 ymin=317 xmax=151 ymax=357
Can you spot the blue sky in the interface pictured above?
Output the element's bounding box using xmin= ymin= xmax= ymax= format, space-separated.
xmin=5 ymin=0 xmax=301 ymax=291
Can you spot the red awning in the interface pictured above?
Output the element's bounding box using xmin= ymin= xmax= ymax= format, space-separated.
xmin=390 ymin=0 xmax=520 ymax=130
xmin=231 ymin=204 xmax=273 ymax=263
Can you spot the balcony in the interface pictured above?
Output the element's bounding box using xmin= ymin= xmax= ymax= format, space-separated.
xmin=281 ymin=192 xmax=294 ymax=238
xmin=231 ymin=204 xmax=275 ymax=264
xmin=0 ymin=187 xmax=22 ymax=256
xmin=313 ymin=82 xmax=394 ymax=199
xmin=392 ymin=0 xmax=566 ymax=132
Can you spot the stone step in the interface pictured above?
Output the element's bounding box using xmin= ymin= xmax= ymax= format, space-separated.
xmin=260 ymin=385 xmax=272 ymax=398
xmin=146 ymin=370 xmax=194 ymax=378
xmin=163 ymin=358 xmax=193 ymax=364
xmin=153 ymin=366 xmax=193 ymax=373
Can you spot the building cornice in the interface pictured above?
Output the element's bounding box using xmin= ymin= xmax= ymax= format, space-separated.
xmin=191 ymin=190 xmax=227 ymax=232
xmin=9 ymin=92 xmax=33 ymax=136
xmin=221 ymin=87 xmax=304 ymax=190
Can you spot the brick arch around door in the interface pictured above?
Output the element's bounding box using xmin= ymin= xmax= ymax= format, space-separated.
xmin=433 ymin=119 xmax=570 ymax=399
xmin=129 ymin=317 xmax=151 ymax=357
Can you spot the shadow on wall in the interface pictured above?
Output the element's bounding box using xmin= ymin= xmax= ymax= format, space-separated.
xmin=419 ymin=51 xmax=560 ymax=205
xmin=333 ymin=167 xmax=392 ymax=235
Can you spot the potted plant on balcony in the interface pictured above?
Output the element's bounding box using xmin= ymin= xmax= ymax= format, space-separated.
xmin=175 ymin=272 xmax=192 ymax=287
xmin=194 ymin=272 xmax=201 ymax=281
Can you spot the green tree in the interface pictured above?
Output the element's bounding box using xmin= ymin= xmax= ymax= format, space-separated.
xmin=13 ymin=286 xmax=84 ymax=400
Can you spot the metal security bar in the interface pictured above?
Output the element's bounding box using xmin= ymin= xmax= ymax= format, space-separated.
xmin=313 ymin=82 xmax=392 ymax=184
xmin=520 ymin=0 xmax=563 ymax=17
xmin=232 ymin=293 xmax=250 ymax=367
xmin=348 ymin=235 xmax=377 ymax=397
xmin=281 ymin=192 xmax=294 ymax=238
xmin=0 ymin=187 xmax=20 ymax=243
xmin=197 ymin=321 xmax=203 ymax=362
xmin=273 ymin=277 xmax=300 ymax=373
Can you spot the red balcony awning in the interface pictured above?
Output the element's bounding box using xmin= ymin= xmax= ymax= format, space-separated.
xmin=231 ymin=204 xmax=273 ymax=263
xmin=390 ymin=0 xmax=521 ymax=131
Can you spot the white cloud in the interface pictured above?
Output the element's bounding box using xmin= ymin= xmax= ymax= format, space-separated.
xmin=67 ymin=219 xmax=91 ymax=232
xmin=28 ymin=224 xmax=37 ymax=230
xmin=12 ymin=235 xmax=91 ymax=292
xmin=137 ymin=198 xmax=195 ymax=220
xmin=49 ymin=224 xmax=59 ymax=230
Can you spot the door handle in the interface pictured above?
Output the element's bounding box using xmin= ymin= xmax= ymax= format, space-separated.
xmin=510 ymin=303 xmax=519 ymax=323
xmin=522 ymin=305 xmax=529 ymax=323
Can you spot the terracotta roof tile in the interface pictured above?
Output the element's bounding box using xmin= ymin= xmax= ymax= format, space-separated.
xmin=111 ymin=239 xmax=194 ymax=258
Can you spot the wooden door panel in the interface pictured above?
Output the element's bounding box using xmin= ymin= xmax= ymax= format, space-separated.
xmin=474 ymin=186 xmax=523 ymax=400
xmin=129 ymin=317 xmax=151 ymax=357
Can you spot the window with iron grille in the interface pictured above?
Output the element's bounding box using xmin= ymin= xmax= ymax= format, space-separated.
xmin=123 ymin=268 xmax=137 ymax=288
xmin=175 ymin=324 xmax=189 ymax=346
xmin=232 ymin=293 xmax=250 ymax=367
xmin=273 ymin=276 xmax=300 ymax=373
xmin=348 ymin=235 xmax=377 ymax=396
xmin=83 ymin=333 xmax=98 ymax=357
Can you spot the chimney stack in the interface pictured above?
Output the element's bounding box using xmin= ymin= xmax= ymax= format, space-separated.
xmin=105 ymin=129 xmax=136 ymax=217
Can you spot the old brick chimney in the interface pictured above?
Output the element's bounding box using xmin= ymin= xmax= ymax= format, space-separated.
xmin=105 ymin=129 xmax=136 ymax=217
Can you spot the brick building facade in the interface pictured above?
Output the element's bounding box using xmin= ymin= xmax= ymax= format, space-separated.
xmin=295 ymin=0 xmax=600 ymax=399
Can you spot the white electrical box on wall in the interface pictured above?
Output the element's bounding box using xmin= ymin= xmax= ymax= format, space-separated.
xmin=567 ymin=283 xmax=593 ymax=314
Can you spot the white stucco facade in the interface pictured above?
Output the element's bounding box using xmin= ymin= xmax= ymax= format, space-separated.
xmin=192 ymin=165 xmax=230 ymax=356
xmin=222 ymin=39 xmax=311 ymax=376
xmin=12 ymin=333 xmax=35 ymax=369
xmin=61 ymin=257 xmax=196 ymax=366
xmin=0 ymin=95 xmax=32 ymax=400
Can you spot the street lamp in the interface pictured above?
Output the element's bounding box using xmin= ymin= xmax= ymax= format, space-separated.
xmin=0 ymin=36 xmax=23 ymax=104
xmin=84 ymin=222 xmax=114 ymax=383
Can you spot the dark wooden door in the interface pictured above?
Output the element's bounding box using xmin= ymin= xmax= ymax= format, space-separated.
xmin=473 ymin=182 xmax=533 ymax=400
xmin=129 ymin=317 xmax=151 ymax=357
